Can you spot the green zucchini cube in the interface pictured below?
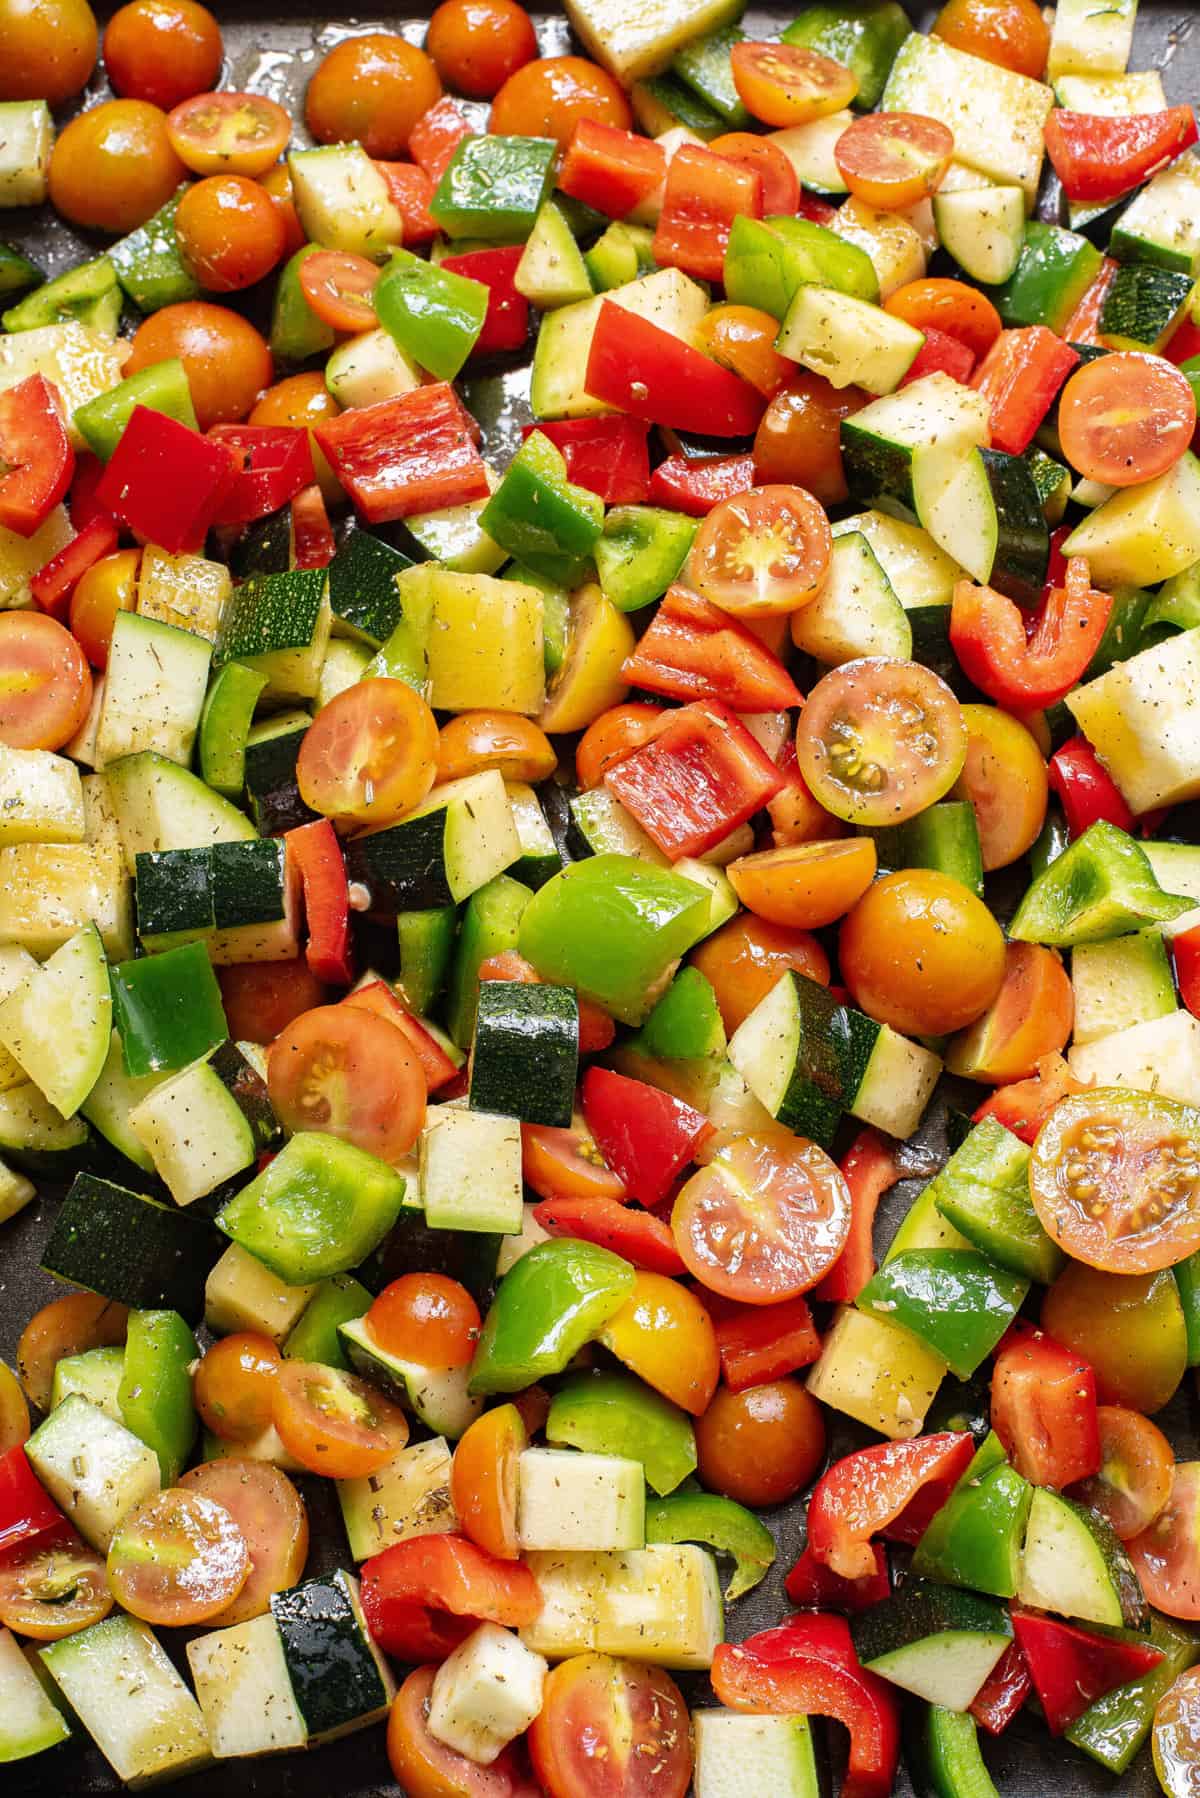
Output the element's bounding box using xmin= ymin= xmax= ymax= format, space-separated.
xmin=431 ymin=135 xmax=557 ymax=242
xmin=134 ymin=847 xmax=215 ymax=948
xmin=41 ymin=1172 xmax=221 ymax=1320
xmin=327 ymin=526 xmax=410 ymax=646
xmin=468 ymin=979 xmax=579 ymax=1127
xmin=269 ymin=1570 xmax=395 ymax=1745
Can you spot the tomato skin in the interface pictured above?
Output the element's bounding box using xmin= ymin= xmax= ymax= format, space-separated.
xmin=216 ymin=957 xmax=328 ymax=1044
xmin=698 ymin=304 xmax=794 ymax=399
xmin=951 ymin=702 xmax=1048 ymax=871
xmin=178 ymin=1458 xmax=309 ymax=1625
xmin=103 ymin=0 xmax=222 ymax=110
xmin=687 ymin=484 xmax=832 ymax=617
xmin=166 ymin=91 xmax=292 ymax=177
xmin=0 ymin=1363 xmax=29 ymax=1455
xmin=193 ymin=1333 xmax=282 ymax=1442
xmin=366 ymin=1275 xmax=481 ymax=1369
xmin=0 ymin=0 xmax=98 ymax=104
xmin=600 ymin=1271 xmax=720 ymax=1416
xmin=521 ymin=1119 xmax=627 ymax=1203
xmin=437 ymin=710 xmax=556 ymax=785
xmin=529 ymin=1653 xmax=693 ymax=1798
xmin=296 ymin=677 xmax=439 ymax=829
xmin=126 ymin=301 xmax=273 ymax=429
xmin=991 ymin=1327 xmax=1101 ymax=1488
xmin=1072 ymin=1406 xmax=1174 ymax=1543
xmin=945 ymin=941 xmax=1073 ymax=1084
xmin=388 ymin=1664 xmax=540 ymax=1798
xmin=273 ymin=1361 xmax=410 ymax=1479
xmin=259 ymin=161 xmax=305 ymax=257
xmin=690 ymin=912 xmax=830 ymax=1034
xmin=176 ymin=174 xmax=287 ymax=292
xmin=730 ymin=40 xmax=858 ymax=127
xmin=426 ymin=0 xmax=537 ymax=98
xmin=840 ymin=868 xmax=1007 ymax=1037
xmin=268 ymin=1004 xmax=426 ymax=1164
xmin=16 ymin=1293 xmax=128 ymax=1413
xmin=709 ymin=131 xmax=800 ymax=216
xmin=729 ymin=838 xmax=877 ymax=931
xmin=1041 ymin=1262 xmax=1187 ymax=1415
xmin=48 ymin=98 xmax=185 ymax=235
xmin=1058 ymin=351 xmax=1196 ymax=488
xmin=298 ymin=249 xmax=379 ymax=333
xmin=834 ymin=112 xmax=954 ymax=209
xmin=490 ymin=56 xmax=632 ymax=147
xmin=306 ymin=33 xmax=442 ymax=158
xmin=69 ymin=547 xmax=139 ymax=670
xmin=0 ymin=1529 xmax=113 ymax=1640
xmin=884 ymin=277 xmax=1003 ymax=361
xmin=933 ymin=0 xmax=1051 ymax=78
xmin=450 ymin=1403 xmax=526 ymax=1560
xmin=1129 ymin=1462 xmax=1200 ymax=1621
xmin=696 ymin=1378 xmax=825 ymax=1507
xmin=575 ymin=702 xmax=665 ymax=790
xmin=796 ymin=657 xmax=968 ymax=828
xmin=753 ymin=371 xmax=867 ymax=506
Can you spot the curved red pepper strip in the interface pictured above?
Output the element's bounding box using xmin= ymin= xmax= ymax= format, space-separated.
xmin=806 ymin=1433 xmax=976 ymax=1581
xmin=533 ymin=1194 xmax=687 ymax=1277
xmin=360 ymin=1534 xmax=541 ymax=1661
xmin=950 ymin=560 xmax=1113 ymax=710
xmin=1048 ymin=735 xmax=1134 ymax=837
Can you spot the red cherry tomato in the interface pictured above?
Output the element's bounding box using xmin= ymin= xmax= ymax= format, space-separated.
xmin=268 ymin=1004 xmax=426 ymax=1164
xmin=103 ymin=0 xmax=222 ymax=110
xmin=0 ymin=612 xmax=92 ymax=751
xmin=529 ymin=1652 xmax=693 ymax=1798
xmin=365 ymin=1274 xmax=481 ymax=1368
xmin=425 ymin=0 xmax=538 ymax=98
xmin=299 ymin=250 xmax=380 ymax=333
xmin=166 ymin=90 xmax=292 ymax=177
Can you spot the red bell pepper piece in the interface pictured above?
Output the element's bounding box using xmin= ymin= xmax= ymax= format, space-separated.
xmin=796 ymin=189 xmax=838 ymax=225
xmin=969 ymin=1639 xmax=1031 ymax=1735
xmin=441 ymin=245 xmax=529 ymax=356
xmin=208 ymin=424 xmax=315 ymax=528
xmin=652 ymin=143 xmax=762 ymax=283
xmin=1010 ymin=1609 xmax=1163 ymax=1734
xmin=314 ymin=384 xmax=489 ymax=525
xmin=899 ymin=324 xmax=975 ymax=387
xmin=374 ymin=160 xmax=439 ymax=244
xmin=68 ymin=449 xmax=113 ymax=531
xmin=604 ymin=698 xmax=784 ymax=859
xmin=813 ymin=1129 xmax=904 ymax=1304
xmin=290 ymin=483 xmax=335 ymax=571
xmin=1173 ymin=924 xmax=1200 ymax=1018
xmin=621 ymin=583 xmax=801 ymax=714
xmin=1167 ymin=316 xmax=1200 ymax=366
xmin=585 ymin=300 xmax=767 ymax=438
xmin=950 ymin=560 xmax=1112 ymax=710
xmin=747 ymin=1612 xmax=860 ymax=1670
xmin=97 ymin=405 xmax=234 ymax=553
xmin=360 ymin=1533 xmax=542 ymax=1661
xmin=522 ymin=417 xmax=651 ymax=506
xmin=558 ymin=118 xmax=666 ymax=219
xmin=31 ymin=512 xmax=119 ymax=618
xmin=533 ymin=1194 xmax=687 ymax=1275
xmin=1044 ymin=106 xmax=1198 ymax=207
xmin=343 ymin=978 xmax=460 ymax=1091
xmin=1048 ymin=735 xmax=1134 ymax=837
xmin=704 ymin=1291 xmax=822 ymax=1390
xmin=0 ymin=1445 xmax=68 ymax=1556
xmin=806 ymin=1434 xmax=976 ymax=1580
xmin=784 ymin=1542 xmax=891 ymax=1614
xmin=581 ymin=1066 xmax=711 ymax=1207
xmin=970 ymin=326 xmax=1079 ymax=455
xmin=1065 ymin=258 xmax=1119 ymax=347
xmin=648 ymin=452 xmax=755 ymax=515
xmin=973 ymin=1052 xmax=1090 ymax=1144
xmin=409 ymin=97 xmax=473 ymax=181
xmin=478 ymin=950 xmax=615 ymax=1054
xmin=991 ymin=1326 xmax=1101 ymax=1487
xmin=0 ymin=373 xmax=74 ymax=537
xmin=284 ymin=818 xmax=354 ymax=987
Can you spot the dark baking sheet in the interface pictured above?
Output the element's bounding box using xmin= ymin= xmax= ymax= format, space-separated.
xmin=4 ymin=4 xmax=1200 ymax=1791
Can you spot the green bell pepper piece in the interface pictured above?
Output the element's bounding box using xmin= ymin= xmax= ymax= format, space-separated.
xmin=365 ymin=614 xmax=431 ymax=696
xmin=584 ymin=222 xmax=656 ymax=292
xmin=284 ymin=1274 xmax=372 ymax=1370
xmin=547 ymin=1369 xmax=696 ymax=1496
xmin=908 ymin=1704 xmax=1000 ymax=1798
xmin=118 ymin=1309 xmax=198 ymax=1485
xmin=911 ymin=1431 xmax=1032 ymax=1599
xmin=110 ymin=941 xmax=228 ymax=1078
xmin=991 ymin=222 xmax=1103 ymax=337
xmin=270 ymin=244 xmax=337 ymax=363
xmin=447 ymin=874 xmax=533 ymax=1049
xmin=1174 ymin=1251 xmax=1200 ymax=1365
xmin=217 ymin=1132 xmax=408 ymax=1283
xmin=470 ymin=1240 xmax=635 ymax=1394
xmin=1066 ymin=1613 xmax=1200 ymax=1774
xmin=2 ymin=255 xmax=119 ymax=334
xmin=1029 ymin=806 xmax=1069 ymax=881
xmin=635 ymin=967 xmax=726 ymax=1061
xmin=109 ymin=192 xmax=201 ymax=313
xmin=374 ymin=248 xmax=489 ymax=381
xmin=671 ymin=24 xmax=750 ymax=127
xmin=0 ymin=242 xmax=42 ymax=301
xmin=927 ymin=1117 xmax=1063 ymax=1285
xmin=481 ymin=432 xmax=603 ymax=588
xmin=594 ymin=506 xmax=696 ymax=613
xmin=645 ymin=1489 xmax=775 ymax=1598
xmin=781 ymin=1 xmax=910 ymax=110
xmin=1010 ymin=820 xmax=1194 ymax=946
xmin=501 ymin=564 xmax=570 ymax=674
xmin=724 ymin=214 xmax=878 ymax=320
xmin=872 ymin=800 xmax=983 ymax=899
xmin=431 ymin=135 xmax=557 ymax=241
xmin=74 ymin=359 xmax=197 ymax=462
xmin=397 ymin=904 xmax=459 ymax=1018
xmin=857 ymin=1251 xmax=1028 ymax=1379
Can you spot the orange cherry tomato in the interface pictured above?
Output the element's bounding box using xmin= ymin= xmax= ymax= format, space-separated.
xmin=125 ymin=300 xmax=273 ymax=428
xmin=490 ymin=55 xmax=632 ymax=147
xmin=298 ymin=249 xmax=379 ymax=333
xmin=0 ymin=0 xmax=98 ymax=104
xmin=176 ymin=173 xmax=287 ymax=292
xmin=306 ymin=33 xmax=442 ymax=158
xmin=834 ymin=112 xmax=955 ymax=209
xmin=946 ymin=941 xmax=1073 ymax=1084
xmin=698 ymin=304 xmax=794 ymax=398
xmin=193 ymin=1333 xmax=282 ymax=1443
xmin=709 ymin=130 xmax=800 ymax=215
xmin=259 ymin=161 xmax=306 ymax=258
xmin=107 ymin=1488 xmax=250 ymax=1627
xmin=216 ymin=957 xmax=329 ymax=1044
xmin=695 ymin=1377 xmax=826 ymax=1507
xmin=437 ymin=710 xmax=557 ymax=785
xmin=16 ymin=1292 xmax=128 ymax=1413
xmin=389 ymin=1663 xmax=538 ymax=1797
xmin=48 ymin=97 xmax=185 ymax=234
xmin=951 ymin=703 xmax=1048 ymax=870
xmin=0 ymin=612 xmax=92 ymax=752
xmin=687 ymin=484 xmax=832 ymax=617
xmin=268 ymin=1004 xmax=426 ymax=1163
xmin=249 ymin=369 xmax=342 ymax=506
xmin=730 ymin=41 xmax=858 ymax=127
xmin=1058 ymin=352 xmax=1197 ymax=489
xmin=599 ymin=1271 xmax=720 ymax=1415
xmin=0 ymin=1530 xmax=114 ymax=1640
xmin=166 ymin=90 xmax=291 ymax=177
xmin=179 ymin=1459 xmax=309 ymax=1625
xmin=272 ymin=1360 xmax=410 ymax=1479
xmin=1155 ymin=1664 xmax=1200 ymax=1787
xmin=0 ymin=1362 xmax=29 ymax=1454
xmin=103 ymin=0 xmax=222 ymax=110
xmin=575 ymin=701 xmax=665 ymax=790
xmin=1130 ymin=1463 xmax=1200 ymax=1621
xmin=529 ymin=1653 xmax=693 ymax=1798
xmin=797 ymin=657 xmax=967 ymax=828
xmin=450 ymin=1402 xmax=526 ymax=1560
xmin=933 ymin=0 xmax=1050 ymax=80
xmin=841 ymin=867 xmax=1006 ymax=1037
xmin=753 ymin=372 xmax=868 ymax=506
xmin=296 ymin=677 xmax=439 ymax=829
xmin=521 ymin=1117 xmax=627 ymax=1203
xmin=728 ymin=837 xmax=877 ymax=930
xmin=426 ymin=0 xmax=538 ymax=99
xmin=366 ymin=1275 xmax=481 ymax=1369
xmin=691 ymin=912 xmax=830 ymax=1034
xmin=884 ymin=277 xmax=1002 ymax=361
xmin=69 ymin=547 xmax=139 ymax=669
xmin=1072 ymin=1406 xmax=1174 ymax=1543
xmin=768 ymin=761 xmax=849 ymax=847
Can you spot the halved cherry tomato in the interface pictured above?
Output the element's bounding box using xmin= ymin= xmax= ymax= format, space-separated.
xmin=1058 ymin=351 xmax=1196 ymax=488
xmin=176 ymin=172 xmax=287 ymax=292
xmin=884 ymin=277 xmax=1003 ymax=361
xmin=599 ymin=1270 xmax=720 ymax=1415
xmin=687 ymin=484 xmax=832 ymax=617
xmin=575 ymin=702 xmax=665 ymax=790
xmin=695 ymin=1377 xmax=826 ymax=1507
xmin=192 ymin=1332 xmax=282 ymax=1442
xmin=754 ymin=372 xmax=868 ymax=506
xmin=709 ymin=130 xmax=799 ymax=214
xmin=268 ymin=1004 xmax=426 ymax=1163
xmin=1029 ymin=1089 xmax=1200 ymax=1275
xmin=217 ymin=957 xmax=329 ymax=1043
xmin=1155 ymin=1664 xmax=1200 ymax=1792
xmin=107 ymin=1488 xmax=250 ymax=1626
xmin=731 ymin=40 xmax=857 ymax=126
xmin=673 ymin=1130 xmax=851 ymax=1303
xmin=521 ymin=1118 xmax=627 ymax=1202
xmin=690 ymin=912 xmax=830 ymax=1034
xmin=841 ymin=867 xmax=1007 ymax=1037
xmin=450 ymin=1403 xmax=526 ymax=1560
xmin=362 ymin=1533 xmax=541 ymax=1660
xmin=1042 ymin=1262 xmax=1187 ymax=1416
xmin=951 ymin=702 xmax=1048 ymax=870
xmin=179 ymin=1459 xmax=309 ymax=1625
xmin=945 ymin=941 xmax=1073 ymax=1083
xmin=728 ymin=837 xmax=877 ymax=930
xmin=437 ymin=710 xmax=556 ymax=785
xmin=366 ymin=1275 xmax=481 ymax=1369
xmin=299 ymin=249 xmax=380 ymax=334
xmin=166 ymin=90 xmax=291 ymax=176
xmin=272 ymin=1361 xmax=410 ymax=1479
xmin=0 ymin=612 xmax=92 ymax=751
xmin=17 ymin=1293 xmax=128 ymax=1413
xmin=1072 ymin=1406 xmax=1174 ymax=1543
xmin=69 ymin=547 xmax=139 ymax=669
xmin=834 ymin=112 xmax=954 ymax=208
xmin=529 ymin=1652 xmax=693 ymax=1798
xmin=933 ymin=0 xmax=1050 ymax=78
xmin=1129 ymin=1462 xmax=1200 ymax=1621
xmin=796 ymin=657 xmax=967 ymax=827
xmin=0 ymin=1363 xmax=28 ymax=1454
xmin=388 ymin=1663 xmax=541 ymax=1797
xmin=0 ymin=1529 xmax=113 ymax=1640
xmin=698 ymin=304 xmax=794 ymax=398
xmin=296 ymin=677 xmax=439 ymax=829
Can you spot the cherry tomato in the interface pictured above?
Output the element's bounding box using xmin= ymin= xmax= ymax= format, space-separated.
xmin=698 ymin=304 xmax=794 ymax=398
xmin=768 ymin=759 xmax=850 ymax=847
xmin=575 ymin=702 xmax=665 ymax=790
xmin=17 ymin=1293 xmax=128 ymax=1413
xmin=695 ymin=1377 xmax=826 ymax=1507
xmin=709 ymin=131 xmax=799 ymax=215
xmin=0 ymin=1362 xmax=29 ymax=1454
xmin=388 ymin=1663 xmax=540 ymax=1797
xmin=450 ymin=1403 xmax=526 ymax=1560
xmin=950 ymin=702 xmax=1048 ymax=870
xmin=673 ymin=1131 xmax=851 ymax=1303
xmin=690 ymin=912 xmax=830 ymax=1034
xmin=68 ymin=547 xmax=138 ymax=670
xmin=490 ymin=55 xmax=632 ymax=147
xmin=176 ymin=173 xmax=287 ymax=292
xmin=946 ymin=941 xmax=1074 ymax=1084
xmin=48 ymin=98 xmax=184 ymax=235
xmin=216 ymin=956 xmax=328 ymax=1043
xmin=0 ymin=612 xmax=92 ymax=752
xmin=796 ymin=657 xmax=967 ymax=827
xmin=166 ymin=90 xmax=292 ymax=176
xmin=125 ymin=301 xmax=273 ymax=429
xmin=297 ymin=249 xmax=379 ymax=333
xmin=268 ymin=1004 xmax=426 ymax=1164
xmin=193 ymin=1332 xmax=282 ymax=1442
xmin=884 ymin=277 xmax=1002 ymax=361
xmin=599 ymin=1271 xmax=719 ymax=1415
xmin=687 ymin=484 xmax=832 ymax=618
xmin=250 ymin=369 xmax=342 ymax=506
xmin=731 ymin=41 xmax=858 ymax=127
xmin=840 ymin=867 xmax=1006 ymax=1036
xmin=728 ymin=837 xmax=878 ymax=930
xmin=259 ymin=160 xmax=305 ymax=257
xmin=529 ymin=1653 xmax=693 ymax=1798
xmin=0 ymin=0 xmax=97 ymax=104
xmin=296 ymin=677 xmax=439 ymax=829
xmin=835 ymin=112 xmax=955 ymax=209
xmin=1129 ymin=1462 xmax=1200 ymax=1621
xmin=366 ymin=1275 xmax=481 ymax=1369
xmin=753 ymin=371 xmax=868 ymax=506
xmin=178 ymin=1459 xmax=309 ymax=1625
xmin=108 ymin=1488 xmax=250 ymax=1626
xmin=0 ymin=1529 xmax=113 ymax=1640
xmin=272 ymin=1361 xmax=410 ymax=1479
xmin=426 ymin=0 xmax=537 ymax=98
xmin=933 ymin=0 xmax=1050 ymax=79
xmin=1030 ymin=1090 xmax=1200 ymax=1275
xmin=306 ymin=33 xmax=442 ymax=158
xmin=103 ymin=0 xmax=221 ymax=110
xmin=1058 ymin=351 xmax=1196 ymax=488
xmin=1155 ymin=1664 xmax=1200 ymax=1792
xmin=521 ymin=1117 xmax=627 ymax=1203
xmin=437 ymin=710 xmax=556 ymax=785
xmin=1073 ymin=1406 xmax=1174 ymax=1543
xmin=1041 ymin=1262 xmax=1187 ymax=1414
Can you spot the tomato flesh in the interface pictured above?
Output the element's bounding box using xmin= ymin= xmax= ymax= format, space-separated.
xmin=300 ymin=250 xmax=380 ymax=333
xmin=167 ymin=90 xmax=292 ymax=175
xmin=731 ymin=40 xmax=857 ymax=126
xmin=0 ymin=612 xmax=93 ymax=752
xmin=297 ymin=677 xmax=439 ymax=828
xmin=834 ymin=112 xmax=954 ymax=208
xmin=1129 ymin=1462 xmax=1200 ymax=1621
xmin=687 ymin=484 xmax=832 ymax=617
xmin=1072 ymin=1406 xmax=1174 ymax=1543
xmin=267 ymin=1003 xmax=426 ymax=1164
xmin=796 ymin=656 xmax=967 ymax=828
xmin=528 ymin=1652 xmax=693 ymax=1798
xmin=272 ymin=1361 xmax=410 ymax=1479
xmin=450 ymin=1403 xmax=526 ymax=1561
xmin=0 ymin=1528 xmax=113 ymax=1640
xmin=107 ymin=1488 xmax=250 ymax=1626
xmin=178 ymin=1459 xmax=309 ymax=1625
xmin=17 ymin=1293 xmax=128 ymax=1413
xmin=1058 ymin=351 xmax=1196 ymax=488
